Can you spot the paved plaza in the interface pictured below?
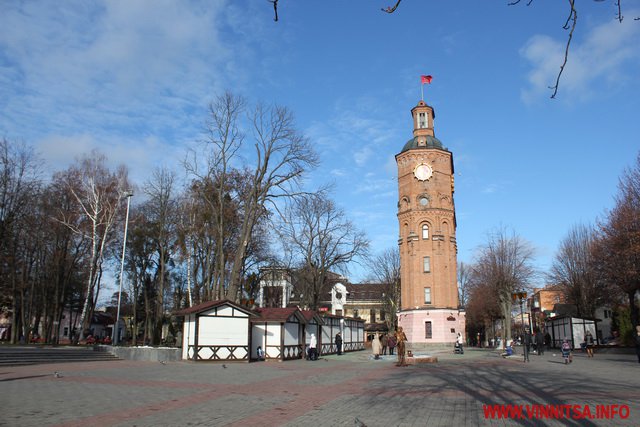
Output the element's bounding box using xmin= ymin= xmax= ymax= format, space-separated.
xmin=1 ymin=347 xmax=638 ymax=426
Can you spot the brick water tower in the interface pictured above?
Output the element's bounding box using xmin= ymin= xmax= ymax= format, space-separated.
xmin=396 ymin=100 xmax=465 ymax=347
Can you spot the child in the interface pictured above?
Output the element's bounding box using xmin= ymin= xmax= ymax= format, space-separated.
xmin=561 ymin=339 xmax=572 ymax=364
xmin=256 ymin=346 xmax=265 ymax=361
xmin=501 ymin=340 xmax=514 ymax=358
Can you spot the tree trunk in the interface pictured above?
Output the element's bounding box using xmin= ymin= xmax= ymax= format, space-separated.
xmin=629 ymin=290 xmax=639 ymax=328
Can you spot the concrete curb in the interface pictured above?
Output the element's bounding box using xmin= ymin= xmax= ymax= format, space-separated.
xmin=96 ymin=345 xmax=181 ymax=362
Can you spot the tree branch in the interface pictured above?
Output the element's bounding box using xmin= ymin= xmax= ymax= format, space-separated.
xmin=268 ymin=0 xmax=279 ymax=22
xmin=507 ymin=0 xmax=534 ymax=6
xmin=549 ymin=0 xmax=577 ymax=99
xmin=381 ymin=0 xmax=402 ymax=14
xmin=616 ymin=0 xmax=623 ymax=23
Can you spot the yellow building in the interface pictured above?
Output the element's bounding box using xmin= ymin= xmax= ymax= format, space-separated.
xmin=396 ymin=100 xmax=465 ymax=346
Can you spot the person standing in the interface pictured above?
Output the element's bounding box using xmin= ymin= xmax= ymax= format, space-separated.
xmin=335 ymin=332 xmax=343 ymax=355
xmin=395 ymin=327 xmax=408 ymax=367
xmin=635 ymin=325 xmax=640 ymax=364
xmin=584 ymin=331 xmax=595 ymax=358
xmin=372 ymin=333 xmax=382 ymax=359
xmin=456 ymin=332 xmax=464 ymax=354
xmin=561 ymin=338 xmax=572 ymax=364
xmin=522 ymin=329 xmax=531 ymax=362
xmin=387 ymin=333 xmax=396 ymax=355
xmin=309 ymin=333 xmax=318 ymax=361
xmin=536 ymin=330 xmax=545 ymax=356
xmin=545 ymin=332 xmax=552 ymax=350
xmin=381 ymin=333 xmax=388 ymax=355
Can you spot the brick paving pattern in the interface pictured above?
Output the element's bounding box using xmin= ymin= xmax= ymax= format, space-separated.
xmin=1 ymin=348 xmax=638 ymax=426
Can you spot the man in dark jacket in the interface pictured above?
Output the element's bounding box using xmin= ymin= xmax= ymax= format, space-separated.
xmin=635 ymin=325 xmax=640 ymax=363
xmin=522 ymin=329 xmax=532 ymax=362
xmin=335 ymin=332 xmax=343 ymax=355
xmin=536 ymin=330 xmax=545 ymax=356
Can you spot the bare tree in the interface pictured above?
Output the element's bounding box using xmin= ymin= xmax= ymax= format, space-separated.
xmin=33 ymin=179 xmax=87 ymax=344
xmin=206 ymin=92 xmax=244 ymax=301
xmin=368 ymin=247 xmax=401 ymax=331
xmin=143 ymin=167 xmax=178 ymax=343
xmin=471 ymin=227 xmax=536 ymax=345
xmin=123 ymin=206 xmax=154 ymax=345
xmin=548 ymin=223 xmax=604 ymax=318
xmin=186 ymin=92 xmax=318 ymax=303
xmin=57 ymin=151 xmax=131 ymax=342
xmin=0 ymin=139 xmax=42 ymax=343
xmin=226 ymin=101 xmax=319 ymax=301
xmin=594 ymin=152 xmax=640 ymax=330
xmin=277 ymin=194 xmax=369 ymax=310
xmin=457 ymin=261 xmax=471 ymax=309
xmin=465 ymin=279 xmax=503 ymax=347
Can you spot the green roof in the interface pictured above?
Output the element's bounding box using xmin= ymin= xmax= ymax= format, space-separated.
xmin=400 ymin=135 xmax=446 ymax=153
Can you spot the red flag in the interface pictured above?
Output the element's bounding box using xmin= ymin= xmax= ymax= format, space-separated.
xmin=421 ymin=75 xmax=433 ymax=84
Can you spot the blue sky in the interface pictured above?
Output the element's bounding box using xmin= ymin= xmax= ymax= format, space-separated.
xmin=1 ymin=1 xmax=639 ymax=286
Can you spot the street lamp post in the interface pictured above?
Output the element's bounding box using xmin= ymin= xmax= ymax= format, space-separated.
xmin=113 ymin=191 xmax=133 ymax=345
xmin=512 ymin=291 xmax=527 ymax=362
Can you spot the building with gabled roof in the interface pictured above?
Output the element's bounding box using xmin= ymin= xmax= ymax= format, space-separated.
xmin=175 ymin=299 xmax=259 ymax=362
xmin=176 ymin=301 xmax=365 ymax=362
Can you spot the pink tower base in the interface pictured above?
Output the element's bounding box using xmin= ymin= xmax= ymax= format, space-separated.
xmin=397 ymin=308 xmax=466 ymax=347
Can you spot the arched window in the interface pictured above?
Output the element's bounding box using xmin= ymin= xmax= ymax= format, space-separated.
xmin=423 ymin=256 xmax=431 ymax=273
xmin=419 ymin=112 xmax=427 ymax=128
xmin=401 ymin=197 xmax=410 ymax=209
xmin=441 ymin=220 xmax=450 ymax=235
xmin=422 ymin=224 xmax=429 ymax=239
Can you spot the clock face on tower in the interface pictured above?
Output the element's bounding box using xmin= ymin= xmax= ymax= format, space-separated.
xmin=413 ymin=163 xmax=433 ymax=181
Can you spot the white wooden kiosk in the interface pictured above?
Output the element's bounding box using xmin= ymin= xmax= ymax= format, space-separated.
xmin=320 ymin=314 xmax=365 ymax=354
xmin=175 ymin=299 xmax=258 ymax=362
xmin=251 ymin=307 xmax=308 ymax=361
xmin=302 ymin=310 xmax=324 ymax=358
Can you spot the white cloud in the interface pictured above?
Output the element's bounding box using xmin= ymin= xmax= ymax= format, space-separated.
xmin=35 ymin=133 xmax=186 ymax=187
xmin=482 ymin=184 xmax=499 ymax=194
xmin=0 ymin=1 xmax=233 ymax=175
xmin=520 ymin=10 xmax=640 ymax=103
xmin=353 ymin=146 xmax=373 ymax=167
xmin=355 ymin=178 xmax=395 ymax=196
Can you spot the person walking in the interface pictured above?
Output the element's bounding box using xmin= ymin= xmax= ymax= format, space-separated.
xmin=584 ymin=331 xmax=595 ymax=358
xmin=335 ymin=332 xmax=343 ymax=355
xmin=395 ymin=327 xmax=408 ymax=367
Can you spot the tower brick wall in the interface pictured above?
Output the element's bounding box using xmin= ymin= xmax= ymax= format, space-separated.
xmin=396 ymin=100 xmax=465 ymax=345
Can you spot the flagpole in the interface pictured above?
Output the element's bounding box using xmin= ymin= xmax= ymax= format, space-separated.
xmin=420 ymin=75 xmax=432 ymax=101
